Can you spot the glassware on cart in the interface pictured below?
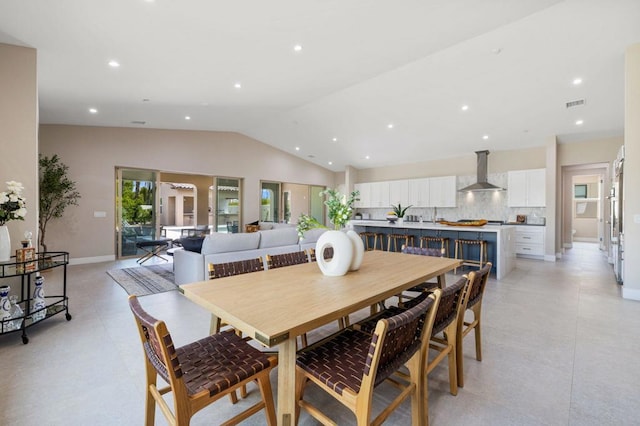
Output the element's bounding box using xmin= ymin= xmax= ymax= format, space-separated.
xmin=9 ymin=295 xmax=24 ymax=330
xmin=0 ymin=285 xmax=11 ymax=332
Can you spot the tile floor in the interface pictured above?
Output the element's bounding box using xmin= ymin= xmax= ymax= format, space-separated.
xmin=1 ymin=243 xmax=639 ymax=425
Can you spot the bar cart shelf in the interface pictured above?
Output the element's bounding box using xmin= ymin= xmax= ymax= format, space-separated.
xmin=0 ymin=251 xmax=71 ymax=344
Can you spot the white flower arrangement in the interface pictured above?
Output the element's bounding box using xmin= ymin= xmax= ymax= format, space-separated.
xmin=0 ymin=181 xmax=27 ymax=226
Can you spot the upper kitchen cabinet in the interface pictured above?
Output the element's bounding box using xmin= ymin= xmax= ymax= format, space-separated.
xmin=389 ymin=180 xmax=409 ymax=207
xmin=408 ymin=178 xmax=430 ymax=207
xmin=370 ymin=181 xmax=390 ymax=208
xmin=507 ymin=169 xmax=546 ymax=207
xmin=429 ymin=176 xmax=457 ymax=207
xmin=354 ymin=182 xmax=370 ymax=208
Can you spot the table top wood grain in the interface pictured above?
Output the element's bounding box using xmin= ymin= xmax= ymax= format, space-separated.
xmin=180 ymin=250 xmax=462 ymax=346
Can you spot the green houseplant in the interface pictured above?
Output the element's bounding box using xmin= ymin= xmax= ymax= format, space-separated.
xmin=296 ymin=188 xmax=359 ymax=237
xmin=39 ymin=154 xmax=81 ymax=252
xmin=390 ymin=203 xmax=412 ymax=218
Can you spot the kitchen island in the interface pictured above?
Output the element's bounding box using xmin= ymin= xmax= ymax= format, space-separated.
xmin=349 ymin=220 xmax=515 ymax=280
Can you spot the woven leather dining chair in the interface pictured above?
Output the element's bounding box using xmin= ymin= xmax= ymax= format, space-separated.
xmin=456 ymin=262 xmax=492 ymax=388
xmin=354 ymin=275 xmax=469 ymax=396
xmin=207 ymin=257 xmax=265 ymax=335
xmin=295 ymin=290 xmax=441 ymax=426
xmin=128 ymin=295 xmax=277 ymax=426
xmin=265 ymin=250 xmax=310 ymax=269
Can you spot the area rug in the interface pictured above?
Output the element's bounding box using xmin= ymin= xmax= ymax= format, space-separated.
xmin=107 ymin=264 xmax=177 ymax=296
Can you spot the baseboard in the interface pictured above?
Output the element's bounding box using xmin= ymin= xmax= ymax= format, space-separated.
xmin=69 ymin=255 xmax=115 ymax=265
xmin=544 ymin=254 xmax=557 ymax=262
xmin=563 ymin=243 xmax=572 ymax=249
xmin=622 ymin=286 xmax=640 ymax=301
xmin=573 ymin=237 xmax=599 ymax=243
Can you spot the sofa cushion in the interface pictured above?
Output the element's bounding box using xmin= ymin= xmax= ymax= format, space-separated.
xmin=299 ymin=228 xmax=327 ymax=244
xmin=201 ymin=232 xmax=261 ymax=255
xmin=258 ymin=227 xmax=299 ymax=249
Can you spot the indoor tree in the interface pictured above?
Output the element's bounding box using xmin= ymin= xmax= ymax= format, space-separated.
xmin=38 ymin=154 xmax=81 ymax=252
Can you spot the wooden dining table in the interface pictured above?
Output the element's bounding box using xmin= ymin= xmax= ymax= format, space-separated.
xmin=180 ymin=250 xmax=462 ymax=425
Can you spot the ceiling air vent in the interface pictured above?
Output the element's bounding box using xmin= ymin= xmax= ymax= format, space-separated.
xmin=130 ymin=120 xmax=146 ymax=125
xmin=566 ymin=99 xmax=586 ymax=108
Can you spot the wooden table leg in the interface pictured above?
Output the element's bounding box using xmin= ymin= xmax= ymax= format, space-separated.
xmin=277 ymin=337 xmax=297 ymax=426
xmin=209 ymin=313 xmax=221 ymax=335
xmin=437 ymin=272 xmax=447 ymax=288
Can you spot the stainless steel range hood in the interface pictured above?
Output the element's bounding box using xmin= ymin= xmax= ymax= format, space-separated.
xmin=458 ymin=150 xmax=505 ymax=192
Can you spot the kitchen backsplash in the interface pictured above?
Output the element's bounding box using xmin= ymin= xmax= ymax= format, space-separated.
xmin=355 ymin=172 xmax=546 ymax=223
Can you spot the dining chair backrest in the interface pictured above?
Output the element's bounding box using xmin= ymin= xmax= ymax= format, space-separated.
xmin=266 ymin=250 xmax=309 ymax=269
xmin=401 ymin=245 xmax=443 ymax=257
xmin=464 ymin=262 xmax=492 ymax=310
xmin=309 ymin=246 xmax=333 ymax=262
xmin=369 ymin=290 xmax=440 ymax=388
xmin=129 ymin=295 xmax=183 ymax=392
xmin=208 ymin=257 xmax=264 ymax=279
xmin=430 ymin=275 xmax=468 ymax=336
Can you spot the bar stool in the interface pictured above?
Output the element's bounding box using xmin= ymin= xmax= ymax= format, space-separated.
xmin=420 ymin=236 xmax=450 ymax=257
xmin=386 ymin=234 xmax=414 ymax=252
xmin=359 ymin=231 xmax=384 ymax=251
xmin=454 ymin=238 xmax=488 ymax=273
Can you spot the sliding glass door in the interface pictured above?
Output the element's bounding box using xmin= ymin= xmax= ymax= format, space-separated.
xmin=116 ymin=168 xmax=159 ymax=258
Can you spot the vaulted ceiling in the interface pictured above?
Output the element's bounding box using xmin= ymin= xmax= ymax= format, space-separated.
xmin=1 ymin=0 xmax=638 ymax=171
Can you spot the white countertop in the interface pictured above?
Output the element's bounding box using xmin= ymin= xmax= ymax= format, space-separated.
xmin=350 ymin=219 xmax=514 ymax=233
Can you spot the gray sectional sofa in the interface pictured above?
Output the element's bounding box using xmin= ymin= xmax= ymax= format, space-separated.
xmin=173 ymin=226 xmax=327 ymax=284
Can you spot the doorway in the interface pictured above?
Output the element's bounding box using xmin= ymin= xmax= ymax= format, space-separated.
xmin=116 ymin=167 xmax=158 ymax=258
xmin=561 ymin=163 xmax=609 ymax=253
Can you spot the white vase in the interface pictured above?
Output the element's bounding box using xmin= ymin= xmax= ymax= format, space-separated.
xmin=315 ymin=230 xmax=353 ymax=277
xmin=347 ymin=230 xmax=364 ymax=271
xmin=32 ymin=274 xmax=46 ymax=322
xmin=0 ymin=225 xmax=10 ymax=262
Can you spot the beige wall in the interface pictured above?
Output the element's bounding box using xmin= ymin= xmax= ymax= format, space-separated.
xmin=39 ymin=125 xmax=336 ymax=262
xmin=0 ymin=43 xmax=38 ymax=250
xmin=558 ymin=137 xmax=623 ymax=167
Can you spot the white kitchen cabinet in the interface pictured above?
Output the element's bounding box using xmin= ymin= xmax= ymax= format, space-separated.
xmin=408 ymin=178 xmax=430 ymax=207
xmin=508 ymin=168 xmax=546 ymax=207
xmin=514 ymin=226 xmax=545 ymax=259
xmin=389 ymin=180 xmax=409 ymax=207
xmin=369 ymin=181 xmax=390 ymax=208
xmin=429 ymin=176 xmax=457 ymax=207
xmin=354 ymin=183 xmax=370 ymax=208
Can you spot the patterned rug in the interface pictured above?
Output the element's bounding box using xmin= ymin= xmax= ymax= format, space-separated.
xmin=107 ymin=264 xmax=177 ymax=296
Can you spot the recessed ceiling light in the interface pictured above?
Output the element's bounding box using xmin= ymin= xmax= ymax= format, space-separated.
xmin=89 ymin=108 xmax=98 ymax=114
xmin=328 ymin=161 xmax=333 ymax=165
xmin=293 ymin=44 xmax=303 ymax=52
xmin=461 ymin=105 xmax=469 ymax=111
xmin=332 ymin=137 xmax=338 ymax=142
xmin=482 ymin=135 xmax=489 ymax=140
xmin=575 ymin=119 xmax=584 ymax=126
xmin=234 ymin=82 xmax=242 ymax=89
xmin=295 ymin=147 xmax=300 ymax=151
xmin=108 ymin=60 xmax=120 ymax=68
xmin=365 ymin=155 xmax=370 ymax=160
xmin=572 ymin=78 xmax=583 ymax=86
xmin=185 ymin=116 xmax=191 ymax=120
xmin=387 ymin=123 xmax=394 ymax=129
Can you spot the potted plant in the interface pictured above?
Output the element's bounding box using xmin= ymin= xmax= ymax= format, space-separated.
xmin=38 ymin=154 xmax=81 ymax=253
xmin=390 ymin=203 xmax=412 ymax=223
